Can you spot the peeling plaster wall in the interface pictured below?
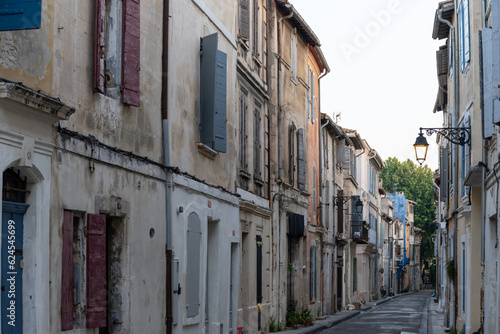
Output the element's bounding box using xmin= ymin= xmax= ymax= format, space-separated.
xmin=0 ymin=0 xmax=164 ymax=161
xmin=50 ymin=148 xmax=167 ymax=333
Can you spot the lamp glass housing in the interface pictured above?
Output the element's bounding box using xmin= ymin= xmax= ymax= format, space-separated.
xmin=413 ymin=133 xmax=429 ymax=165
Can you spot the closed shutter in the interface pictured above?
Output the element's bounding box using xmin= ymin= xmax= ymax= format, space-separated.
xmin=307 ymin=65 xmax=311 ymax=118
xmin=0 ymin=0 xmax=41 ymax=31
xmin=325 ymin=181 xmax=330 ymax=229
xmin=254 ymin=108 xmax=261 ymax=176
xmin=343 ymin=147 xmax=350 ymax=170
xmin=353 ymin=257 xmax=357 ymax=292
xmin=186 ymin=213 xmax=201 ymax=317
xmin=94 ymin=0 xmax=106 ymax=93
xmin=310 ymin=247 xmax=314 ymax=299
xmin=61 ymin=210 xmax=74 ymax=331
xmin=86 ymin=214 xmax=107 ymax=328
xmin=240 ymin=93 xmax=247 ymax=169
xmin=201 ymin=33 xmax=227 ymax=153
xmin=253 ymin=0 xmax=258 ymax=56
xmin=337 ymin=139 xmax=345 ymax=165
xmin=313 ymin=166 xmax=316 ymax=216
xmin=239 ymin=0 xmax=250 ymax=39
xmin=311 ymin=72 xmax=316 ymax=123
xmin=297 ymin=128 xmax=305 ymax=190
xmin=440 ymin=147 xmax=449 ymax=202
xmin=256 ymin=236 xmax=262 ymax=303
xmin=213 ymin=51 xmax=227 ymax=152
xmin=337 ymin=190 xmax=344 ymax=234
xmin=122 ymin=0 xmax=141 ymax=106
xmin=289 ymin=124 xmax=295 ymax=185
xmin=483 ymin=28 xmax=497 ymax=132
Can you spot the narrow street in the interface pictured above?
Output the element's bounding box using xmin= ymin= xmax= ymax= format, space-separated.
xmin=321 ymin=291 xmax=430 ymax=334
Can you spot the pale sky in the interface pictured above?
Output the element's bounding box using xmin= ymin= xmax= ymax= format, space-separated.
xmin=291 ymin=0 xmax=444 ymax=171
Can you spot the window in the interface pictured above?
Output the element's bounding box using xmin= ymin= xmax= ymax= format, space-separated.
xmin=61 ymin=212 xmax=107 ymax=330
xmin=200 ymin=33 xmax=227 ymax=153
xmin=253 ymin=0 xmax=259 ymax=57
xmin=310 ymin=246 xmax=317 ymax=299
xmin=289 ymin=123 xmax=296 ymax=186
xmin=369 ymin=165 xmax=377 ymax=195
xmin=307 ymin=65 xmax=311 ymax=119
xmin=94 ymin=0 xmax=140 ymax=106
xmin=291 ymin=32 xmax=297 ymax=81
xmin=254 ymin=104 xmax=261 ymax=176
xmin=297 ymin=128 xmax=306 ymax=190
xmin=313 ymin=165 xmax=317 ymax=216
xmin=459 ymin=0 xmax=470 ymax=71
xmin=311 ymin=71 xmax=316 ymax=123
xmin=350 ymin=149 xmax=357 ymax=179
xmin=353 ymin=257 xmax=358 ymax=293
xmin=239 ymin=0 xmax=250 ymax=40
xmin=240 ymin=90 xmax=248 ymax=171
xmin=461 ymin=116 xmax=471 ymax=197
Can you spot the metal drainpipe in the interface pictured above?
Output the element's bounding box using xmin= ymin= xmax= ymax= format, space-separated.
xmin=161 ymin=0 xmax=172 ymax=333
xmin=437 ymin=7 xmax=458 ymax=327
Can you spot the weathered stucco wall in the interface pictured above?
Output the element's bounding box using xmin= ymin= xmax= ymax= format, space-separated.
xmin=51 ymin=135 xmax=167 ymax=333
xmin=168 ymin=0 xmax=238 ymax=190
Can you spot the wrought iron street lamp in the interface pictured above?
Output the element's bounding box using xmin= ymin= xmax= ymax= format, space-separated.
xmin=413 ymin=127 xmax=471 ymax=165
xmin=332 ymin=196 xmax=363 ymax=214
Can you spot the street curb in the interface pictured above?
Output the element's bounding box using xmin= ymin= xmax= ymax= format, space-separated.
xmin=325 ymin=310 xmax=361 ymax=328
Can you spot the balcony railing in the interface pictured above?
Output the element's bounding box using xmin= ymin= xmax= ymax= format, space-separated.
xmin=352 ymin=222 xmax=369 ymax=244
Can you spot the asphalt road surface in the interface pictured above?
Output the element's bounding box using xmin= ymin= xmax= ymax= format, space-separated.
xmin=321 ymin=291 xmax=430 ymax=334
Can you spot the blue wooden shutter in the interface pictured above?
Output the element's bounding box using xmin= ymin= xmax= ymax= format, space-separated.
xmin=61 ymin=210 xmax=74 ymax=331
xmin=297 ymin=128 xmax=305 ymax=190
xmin=94 ymin=0 xmax=106 ymax=93
xmin=239 ymin=0 xmax=250 ymax=39
xmin=122 ymin=0 xmax=141 ymax=106
xmin=86 ymin=214 xmax=107 ymax=328
xmin=200 ymin=33 xmax=227 ymax=153
xmin=0 ymin=0 xmax=41 ymax=31
xmin=186 ymin=213 xmax=201 ymax=317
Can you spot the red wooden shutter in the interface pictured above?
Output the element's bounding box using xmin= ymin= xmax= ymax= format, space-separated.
xmin=122 ymin=0 xmax=141 ymax=106
xmin=61 ymin=210 xmax=74 ymax=331
xmin=86 ymin=214 xmax=107 ymax=328
xmin=94 ymin=0 xmax=106 ymax=93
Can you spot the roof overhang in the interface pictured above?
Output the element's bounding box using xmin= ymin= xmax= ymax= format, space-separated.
xmin=432 ymin=1 xmax=454 ymax=40
xmin=321 ymin=113 xmax=353 ymax=146
xmin=275 ymin=0 xmax=321 ymax=47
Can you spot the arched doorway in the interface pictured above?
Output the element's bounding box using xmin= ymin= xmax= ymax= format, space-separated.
xmin=1 ymin=168 xmax=29 ymax=333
